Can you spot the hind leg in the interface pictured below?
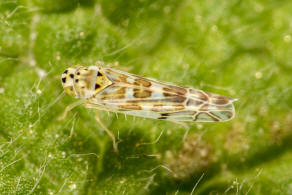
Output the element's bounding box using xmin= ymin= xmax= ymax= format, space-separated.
xmin=95 ymin=111 xmax=118 ymax=153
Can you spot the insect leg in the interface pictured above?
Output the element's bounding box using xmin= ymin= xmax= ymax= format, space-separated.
xmin=95 ymin=111 xmax=118 ymax=153
xmin=58 ymin=100 xmax=84 ymax=121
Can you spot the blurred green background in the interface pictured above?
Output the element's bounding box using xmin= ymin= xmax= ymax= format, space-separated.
xmin=0 ymin=0 xmax=292 ymax=194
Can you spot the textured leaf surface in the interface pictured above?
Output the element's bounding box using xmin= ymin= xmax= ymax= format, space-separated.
xmin=0 ymin=0 xmax=291 ymax=194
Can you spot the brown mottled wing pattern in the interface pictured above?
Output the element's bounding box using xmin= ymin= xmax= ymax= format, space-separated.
xmin=86 ymin=67 xmax=236 ymax=122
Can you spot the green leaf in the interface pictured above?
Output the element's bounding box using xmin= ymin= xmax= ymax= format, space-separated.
xmin=0 ymin=0 xmax=292 ymax=194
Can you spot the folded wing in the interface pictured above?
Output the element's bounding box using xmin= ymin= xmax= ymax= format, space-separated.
xmin=86 ymin=67 xmax=236 ymax=122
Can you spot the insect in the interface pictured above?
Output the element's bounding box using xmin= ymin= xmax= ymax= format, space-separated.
xmin=60 ymin=63 xmax=237 ymax=151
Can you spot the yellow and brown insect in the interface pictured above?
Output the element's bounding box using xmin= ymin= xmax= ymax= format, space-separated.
xmin=61 ymin=63 xmax=237 ymax=151
xmin=61 ymin=65 xmax=236 ymax=121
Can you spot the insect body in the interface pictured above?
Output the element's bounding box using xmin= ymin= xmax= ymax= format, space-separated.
xmin=61 ymin=65 xmax=237 ymax=122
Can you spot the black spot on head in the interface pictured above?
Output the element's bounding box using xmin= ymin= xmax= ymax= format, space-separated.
xmin=97 ymin=71 xmax=103 ymax=76
xmin=70 ymin=74 xmax=74 ymax=78
xmin=158 ymin=117 xmax=167 ymax=120
xmin=77 ymin=72 xmax=80 ymax=75
xmin=63 ymin=70 xmax=68 ymax=74
xmin=62 ymin=77 xmax=66 ymax=83
xmin=75 ymin=79 xmax=79 ymax=83
xmin=95 ymin=83 xmax=101 ymax=90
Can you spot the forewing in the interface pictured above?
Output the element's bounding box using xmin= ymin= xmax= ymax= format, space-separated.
xmin=87 ymin=67 xmax=236 ymax=122
xmin=188 ymin=89 xmax=236 ymax=122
